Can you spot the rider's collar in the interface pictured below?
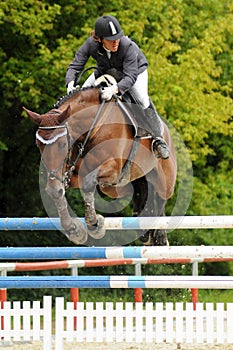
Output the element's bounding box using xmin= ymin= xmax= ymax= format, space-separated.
xmin=103 ymin=45 xmax=111 ymax=53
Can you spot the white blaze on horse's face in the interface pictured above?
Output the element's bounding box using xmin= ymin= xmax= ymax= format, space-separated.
xmin=41 ymin=137 xmax=68 ymax=180
xmin=36 ymin=126 xmax=69 ymax=199
xmin=44 ymin=143 xmax=68 ymax=199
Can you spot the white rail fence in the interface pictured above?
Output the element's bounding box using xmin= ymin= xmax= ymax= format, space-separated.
xmin=1 ymin=296 xmax=233 ymax=350
xmin=0 ymin=296 xmax=52 ymax=348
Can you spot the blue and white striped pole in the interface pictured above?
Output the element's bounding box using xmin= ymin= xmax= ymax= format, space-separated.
xmin=0 ymin=216 xmax=233 ymax=230
xmin=0 ymin=246 xmax=233 ymax=260
xmin=0 ymin=275 xmax=233 ymax=289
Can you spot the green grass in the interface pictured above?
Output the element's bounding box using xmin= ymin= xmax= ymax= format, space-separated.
xmin=198 ymin=289 xmax=233 ymax=304
xmin=75 ymin=288 xmax=233 ymax=305
xmin=76 ymin=288 xmax=222 ymax=304
xmin=7 ymin=287 xmax=233 ymax=309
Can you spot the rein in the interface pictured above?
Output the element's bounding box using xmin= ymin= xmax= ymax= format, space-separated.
xmin=63 ymin=99 xmax=106 ymax=188
xmin=37 ymin=95 xmax=139 ymax=188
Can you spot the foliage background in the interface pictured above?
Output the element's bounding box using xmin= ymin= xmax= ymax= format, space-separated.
xmin=0 ymin=0 xmax=232 ymax=301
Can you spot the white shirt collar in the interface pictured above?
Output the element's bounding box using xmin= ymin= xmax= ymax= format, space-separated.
xmin=103 ymin=45 xmax=111 ymax=59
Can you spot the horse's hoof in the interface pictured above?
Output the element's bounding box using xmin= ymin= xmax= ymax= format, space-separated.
xmin=154 ymin=229 xmax=169 ymax=246
xmin=64 ymin=218 xmax=88 ymax=245
xmin=87 ymin=214 xmax=106 ymax=239
xmin=139 ymin=230 xmax=154 ymax=246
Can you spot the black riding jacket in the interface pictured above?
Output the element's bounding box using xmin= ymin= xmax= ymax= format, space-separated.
xmin=65 ymin=36 xmax=148 ymax=94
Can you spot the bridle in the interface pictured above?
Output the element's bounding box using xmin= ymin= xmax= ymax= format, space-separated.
xmin=37 ymin=99 xmax=106 ymax=188
xmin=37 ymin=121 xmax=72 ymax=185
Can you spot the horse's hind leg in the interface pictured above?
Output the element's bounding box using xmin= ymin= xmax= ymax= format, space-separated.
xmin=154 ymin=193 xmax=168 ymax=246
xmin=132 ymin=177 xmax=156 ymax=245
xmin=82 ymin=169 xmax=106 ymax=239
xmin=132 ymin=177 xmax=168 ymax=246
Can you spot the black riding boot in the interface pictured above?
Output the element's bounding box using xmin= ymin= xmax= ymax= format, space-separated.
xmin=144 ymin=102 xmax=170 ymax=159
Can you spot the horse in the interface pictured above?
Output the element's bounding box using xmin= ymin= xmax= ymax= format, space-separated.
xmin=24 ymin=80 xmax=177 ymax=245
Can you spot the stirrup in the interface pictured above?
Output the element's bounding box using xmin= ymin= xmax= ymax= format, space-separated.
xmin=153 ymin=137 xmax=170 ymax=159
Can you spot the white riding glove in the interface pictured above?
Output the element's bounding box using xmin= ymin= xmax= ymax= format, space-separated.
xmin=101 ymin=85 xmax=118 ymax=101
xmin=67 ymin=81 xmax=76 ymax=94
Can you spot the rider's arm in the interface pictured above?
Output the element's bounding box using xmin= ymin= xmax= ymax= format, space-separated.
xmin=65 ymin=37 xmax=97 ymax=86
xmin=116 ymin=38 xmax=148 ymax=95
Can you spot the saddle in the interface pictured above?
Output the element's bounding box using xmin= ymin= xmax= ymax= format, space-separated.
xmin=94 ymin=74 xmax=152 ymax=139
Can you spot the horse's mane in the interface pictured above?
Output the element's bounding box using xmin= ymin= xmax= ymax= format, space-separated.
xmin=54 ymin=86 xmax=97 ymax=109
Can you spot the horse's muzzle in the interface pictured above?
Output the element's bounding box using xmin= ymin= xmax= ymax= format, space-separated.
xmin=46 ymin=181 xmax=65 ymax=199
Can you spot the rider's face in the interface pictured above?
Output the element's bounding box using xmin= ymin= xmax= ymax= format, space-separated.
xmin=102 ymin=38 xmax=120 ymax=52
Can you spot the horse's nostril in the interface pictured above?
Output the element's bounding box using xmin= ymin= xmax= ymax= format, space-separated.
xmin=49 ymin=171 xmax=56 ymax=180
xmin=58 ymin=188 xmax=64 ymax=197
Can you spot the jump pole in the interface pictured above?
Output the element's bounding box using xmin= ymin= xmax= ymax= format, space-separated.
xmin=1 ymin=215 xmax=232 ymax=305
xmin=0 ymin=246 xmax=233 ymax=260
xmin=1 ymin=255 xmax=233 ymax=306
xmin=0 ymin=275 xmax=233 ymax=289
xmin=2 ymin=255 xmax=233 ymax=305
xmin=0 ymin=215 xmax=233 ymax=230
xmin=1 ymin=246 xmax=233 ymax=305
xmin=0 ymin=257 xmax=220 ymax=306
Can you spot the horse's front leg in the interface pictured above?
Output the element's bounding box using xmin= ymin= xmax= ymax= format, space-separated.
xmin=82 ymin=169 xmax=106 ymax=239
xmin=46 ymin=183 xmax=87 ymax=244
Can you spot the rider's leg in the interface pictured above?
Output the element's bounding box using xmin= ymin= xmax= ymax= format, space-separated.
xmin=130 ymin=70 xmax=170 ymax=159
xmin=144 ymin=100 xmax=170 ymax=159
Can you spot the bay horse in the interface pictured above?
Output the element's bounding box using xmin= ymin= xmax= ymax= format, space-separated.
xmin=24 ymin=80 xmax=176 ymax=245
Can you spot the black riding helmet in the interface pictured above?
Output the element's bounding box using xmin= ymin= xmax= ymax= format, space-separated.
xmin=94 ymin=15 xmax=124 ymax=41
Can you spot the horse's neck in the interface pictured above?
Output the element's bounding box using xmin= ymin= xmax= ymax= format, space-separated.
xmin=58 ymin=87 xmax=129 ymax=140
xmin=67 ymin=101 xmax=100 ymax=140
xmin=58 ymin=88 xmax=98 ymax=110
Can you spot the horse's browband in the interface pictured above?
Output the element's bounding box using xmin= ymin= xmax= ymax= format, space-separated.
xmin=38 ymin=125 xmax=66 ymax=130
xmin=37 ymin=123 xmax=68 ymax=144
xmin=36 ymin=129 xmax=68 ymax=145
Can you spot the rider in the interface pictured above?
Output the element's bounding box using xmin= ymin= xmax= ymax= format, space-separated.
xmin=65 ymin=15 xmax=170 ymax=159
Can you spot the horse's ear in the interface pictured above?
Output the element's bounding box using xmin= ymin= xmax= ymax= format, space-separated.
xmin=23 ymin=107 xmax=42 ymax=125
xmin=57 ymin=105 xmax=71 ymax=124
